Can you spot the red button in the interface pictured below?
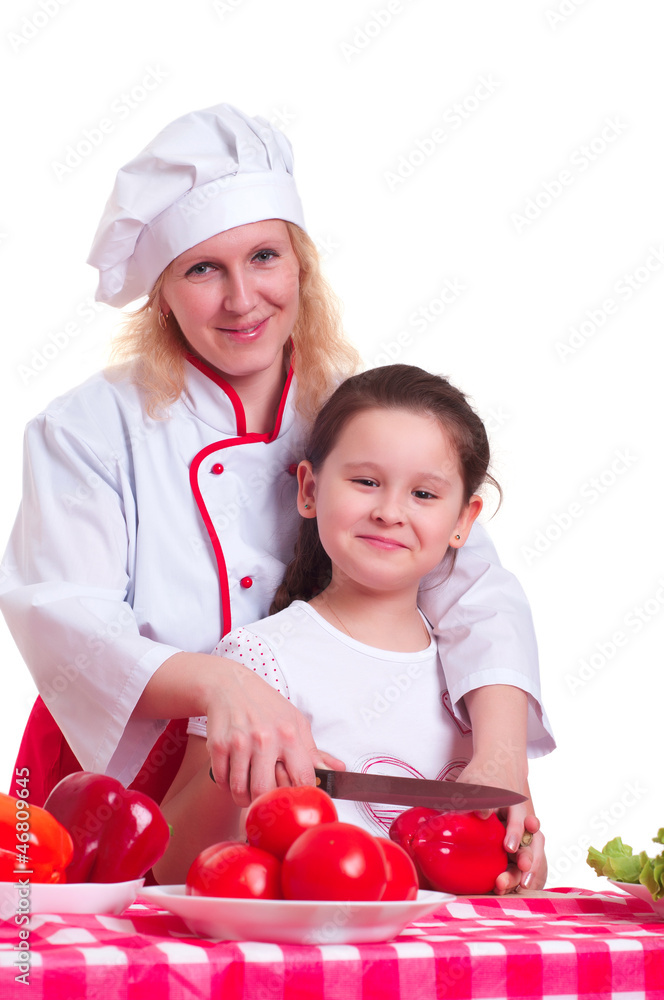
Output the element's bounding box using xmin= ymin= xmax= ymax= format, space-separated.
xmin=287 ymin=463 xmax=298 ymax=476
xmin=211 ymin=463 xmax=224 ymax=475
xmin=240 ymin=577 xmax=253 ymax=589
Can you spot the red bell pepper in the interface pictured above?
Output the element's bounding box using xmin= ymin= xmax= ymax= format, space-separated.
xmin=43 ymin=772 xmax=170 ymax=883
xmin=410 ymin=811 xmax=508 ymax=894
xmin=0 ymin=792 xmax=74 ymax=883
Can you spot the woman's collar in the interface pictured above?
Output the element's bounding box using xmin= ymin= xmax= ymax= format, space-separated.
xmin=182 ymin=352 xmax=296 ymax=439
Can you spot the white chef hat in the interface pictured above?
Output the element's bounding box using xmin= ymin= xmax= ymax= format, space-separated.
xmin=88 ymin=103 xmax=306 ymax=308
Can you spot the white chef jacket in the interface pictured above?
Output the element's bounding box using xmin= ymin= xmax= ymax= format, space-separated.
xmin=0 ymin=355 xmax=554 ymax=786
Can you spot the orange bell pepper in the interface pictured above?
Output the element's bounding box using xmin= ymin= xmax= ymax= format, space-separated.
xmin=0 ymin=792 xmax=74 ymax=883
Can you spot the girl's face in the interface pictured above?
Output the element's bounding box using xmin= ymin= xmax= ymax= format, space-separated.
xmin=298 ymin=407 xmax=482 ymax=599
xmin=160 ymin=219 xmax=300 ymax=393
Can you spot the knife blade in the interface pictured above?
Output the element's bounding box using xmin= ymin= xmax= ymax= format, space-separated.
xmin=314 ymin=768 xmax=525 ymax=811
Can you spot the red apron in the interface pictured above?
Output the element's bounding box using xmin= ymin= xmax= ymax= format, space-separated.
xmin=9 ymin=696 xmax=187 ymax=807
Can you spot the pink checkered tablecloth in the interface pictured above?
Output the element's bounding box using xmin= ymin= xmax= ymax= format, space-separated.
xmin=1 ymin=888 xmax=663 ymax=999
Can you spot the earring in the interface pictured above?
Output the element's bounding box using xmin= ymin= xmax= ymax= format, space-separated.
xmin=304 ymin=504 xmax=310 ymax=509
xmin=455 ymin=534 xmax=461 ymax=540
xmin=158 ymin=310 xmax=169 ymax=330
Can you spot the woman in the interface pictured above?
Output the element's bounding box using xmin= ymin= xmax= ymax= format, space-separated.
xmin=0 ymin=105 xmax=553 ymax=834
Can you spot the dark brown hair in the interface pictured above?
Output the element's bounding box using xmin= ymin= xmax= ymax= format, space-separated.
xmin=270 ymin=364 xmax=499 ymax=613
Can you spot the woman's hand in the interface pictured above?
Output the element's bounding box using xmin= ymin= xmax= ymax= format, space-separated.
xmin=205 ymin=657 xmax=345 ymax=805
xmin=494 ymin=806 xmax=547 ymax=893
xmin=135 ymin=650 xmax=345 ymax=807
xmin=457 ymin=759 xmax=546 ymax=892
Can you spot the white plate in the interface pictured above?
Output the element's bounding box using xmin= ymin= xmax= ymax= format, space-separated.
xmin=0 ymin=878 xmax=144 ymax=918
xmin=609 ymin=880 xmax=664 ymax=914
xmin=139 ymin=886 xmax=451 ymax=944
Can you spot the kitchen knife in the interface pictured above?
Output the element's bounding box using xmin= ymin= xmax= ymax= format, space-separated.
xmin=314 ymin=768 xmax=526 ymax=811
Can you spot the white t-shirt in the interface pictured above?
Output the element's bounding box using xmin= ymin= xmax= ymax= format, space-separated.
xmin=189 ymin=601 xmax=475 ymax=836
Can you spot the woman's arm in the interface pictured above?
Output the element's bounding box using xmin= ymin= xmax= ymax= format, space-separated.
xmin=461 ymin=684 xmax=528 ymax=793
xmin=419 ymin=523 xmax=555 ymax=756
xmin=0 ymin=378 xmax=337 ymax=796
xmin=0 ymin=397 xmax=183 ymax=782
xmin=457 ymin=684 xmax=546 ymax=891
xmin=420 ymin=525 xmax=554 ymax=890
xmin=135 ymin=650 xmax=342 ymax=806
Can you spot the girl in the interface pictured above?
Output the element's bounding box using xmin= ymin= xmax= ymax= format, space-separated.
xmin=156 ymin=364 xmax=548 ymax=892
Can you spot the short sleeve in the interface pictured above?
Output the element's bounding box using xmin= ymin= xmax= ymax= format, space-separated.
xmin=187 ymin=626 xmax=290 ymax=738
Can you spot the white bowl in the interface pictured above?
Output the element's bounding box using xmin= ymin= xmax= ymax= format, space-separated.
xmin=0 ymin=878 xmax=144 ymax=918
xmin=609 ymin=880 xmax=664 ymax=914
xmin=139 ymin=886 xmax=451 ymax=944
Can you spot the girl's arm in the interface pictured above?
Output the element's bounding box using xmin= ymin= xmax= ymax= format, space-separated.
xmin=152 ymin=733 xmax=242 ymax=885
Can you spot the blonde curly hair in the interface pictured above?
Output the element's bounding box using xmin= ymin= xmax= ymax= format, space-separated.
xmin=108 ymin=223 xmax=360 ymax=421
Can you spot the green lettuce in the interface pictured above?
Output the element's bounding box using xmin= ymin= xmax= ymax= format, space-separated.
xmin=587 ymin=832 xmax=664 ymax=900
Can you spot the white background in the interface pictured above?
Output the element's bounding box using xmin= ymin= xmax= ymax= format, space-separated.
xmin=1 ymin=0 xmax=662 ymax=892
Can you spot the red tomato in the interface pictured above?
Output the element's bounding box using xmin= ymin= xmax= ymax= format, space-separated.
xmin=186 ymin=841 xmax=282 ymax=899
xmin=245 ymin=786 xmax=338 ymax=860
xmin=375 ymin=837 xmax=419 ymax=901
xmin=411 ymin=812 xmax=507 ymax=895
xmin=282 ymin=822 xmax=388 ymax=901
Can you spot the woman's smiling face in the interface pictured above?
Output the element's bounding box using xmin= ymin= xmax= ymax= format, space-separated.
xmin=160 ymin=219 xmax=300 ymax=391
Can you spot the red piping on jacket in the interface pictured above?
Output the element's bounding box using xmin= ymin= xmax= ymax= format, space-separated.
xmin=186 ymin=354 xmax=295 ymax=636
